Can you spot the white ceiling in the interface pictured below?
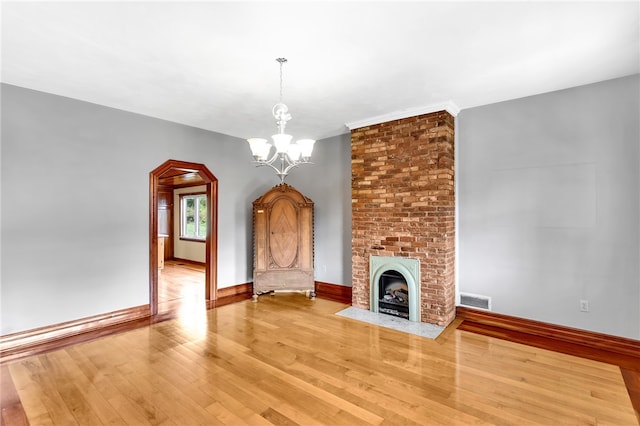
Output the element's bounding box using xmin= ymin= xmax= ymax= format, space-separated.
xmin=2 ymin=1 xmax=638 ymax=141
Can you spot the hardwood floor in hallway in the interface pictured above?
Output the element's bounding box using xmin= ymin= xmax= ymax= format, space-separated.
xmin=158 ymin=260 xmax=206 ymax=315
xmin=3 ymin=293 xmax=637 ymax=425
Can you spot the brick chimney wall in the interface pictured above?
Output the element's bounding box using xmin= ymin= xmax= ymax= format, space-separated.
xmin=351 ymin=111 xmax=456 ymax=326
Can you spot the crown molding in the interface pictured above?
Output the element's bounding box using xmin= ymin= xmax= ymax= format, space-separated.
xmin=345 ymin=100 xmax=460 ymax=130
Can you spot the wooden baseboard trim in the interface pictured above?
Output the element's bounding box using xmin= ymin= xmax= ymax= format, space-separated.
xmin=456 ymin=306 xmax=640 ymax=365
xmin=207 ymin=283 xmax=253 ymax=308
xmin=170 ymin=257 xmax=206 ymax=267
xmin=217 ymin=282 xmax=252 ymax=299
xmin=0 ymin=305 xmax=151 ymax=364
xmin=315 ymin=281 xmax=352 ymax=305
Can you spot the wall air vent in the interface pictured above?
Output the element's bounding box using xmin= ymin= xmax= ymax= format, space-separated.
xmin=459 ymin=293 xmax=491 ymax=311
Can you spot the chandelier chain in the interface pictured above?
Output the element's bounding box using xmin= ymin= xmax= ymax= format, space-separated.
xmin=276 ymin=57 xmax=287 ymax=103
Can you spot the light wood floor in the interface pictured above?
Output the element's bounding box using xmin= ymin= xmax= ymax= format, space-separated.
xmin=3 ymin=292 xmax=637 ymax=425
xmin=158 ymin=260 xmax=206 ymax=313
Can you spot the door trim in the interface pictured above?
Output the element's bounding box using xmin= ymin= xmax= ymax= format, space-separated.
xmin=149 ymin=159 xmax=218 ymax=315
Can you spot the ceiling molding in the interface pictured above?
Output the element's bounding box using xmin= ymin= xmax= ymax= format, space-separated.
xmin=345 ymin=101 xmax=461 ymax=130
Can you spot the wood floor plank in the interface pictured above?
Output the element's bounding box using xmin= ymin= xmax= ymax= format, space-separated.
xmin=6 ymin=362 xmax=52 ymax=425
xmin=0 ymin=364 xmax=29 ymax=426
xmin=9 ymin=358 xmax=77 ymax=425
xmin=61 ymin=347 xmax=128 ymax=425
xmin=622 ymin=368 xmax=640 ymax=423
xmin=46 ymin=349 xmax=122 ymax=425
xmin=3 ymin=293 xmax=637 ymax=425
xmin=449 ymin=335 xmax=634 ymax=423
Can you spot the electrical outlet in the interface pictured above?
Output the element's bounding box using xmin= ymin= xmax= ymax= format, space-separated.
xmin=579 ymin=299 xmax=589 ymax=312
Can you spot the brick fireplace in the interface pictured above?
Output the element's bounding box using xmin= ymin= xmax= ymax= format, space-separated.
xmin=351 ymin=110 xmax=456 ymax=327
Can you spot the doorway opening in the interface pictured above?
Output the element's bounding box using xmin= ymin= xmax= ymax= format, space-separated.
xmin=149 ymin=159 xmax=218 ymax=316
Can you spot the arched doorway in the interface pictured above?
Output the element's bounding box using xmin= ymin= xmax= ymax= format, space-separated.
xmin=149 ymin=159 xmax=218 ymax=315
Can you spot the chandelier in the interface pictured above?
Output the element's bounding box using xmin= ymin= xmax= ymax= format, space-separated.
xmin=247 ymin=58 xmax=315 ymax=183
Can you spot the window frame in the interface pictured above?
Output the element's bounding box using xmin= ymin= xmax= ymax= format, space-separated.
xmin=179 ymin=192 xmax=207 ymax=242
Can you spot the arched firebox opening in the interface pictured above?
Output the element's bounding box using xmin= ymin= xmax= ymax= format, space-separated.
xmin=378 ymin=270 xmax=409 ymax=319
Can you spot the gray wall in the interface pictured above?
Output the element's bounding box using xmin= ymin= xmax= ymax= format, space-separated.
xmin=457 ymin=75 xmax=640 ymax=339
xmin=5 ymin=75 xmax=637 ymax=340
xmin=284 ymin=133 xmax=353 ymax=287
xmin=0 ymin=84 xmax=351 ymax=334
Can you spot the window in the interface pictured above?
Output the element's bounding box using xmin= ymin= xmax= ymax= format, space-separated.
xmin=180 ymin=193 xmax=207 ymax=240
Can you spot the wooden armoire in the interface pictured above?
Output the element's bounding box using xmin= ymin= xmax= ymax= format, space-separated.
xmin=252 ymin=183 xmax=315 ymax=300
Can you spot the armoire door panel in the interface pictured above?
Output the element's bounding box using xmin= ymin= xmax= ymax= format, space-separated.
xmin=269 ymin=198 xmax=298 ymax=268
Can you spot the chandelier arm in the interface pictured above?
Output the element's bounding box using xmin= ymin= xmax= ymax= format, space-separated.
xmin=252 ymin=154 xmax=312 ymax=169
xmin=253 ymin=160 xmax=287 ymax=178
xmin=259 ymin=150 xmax=282 ymax=167
xmin=281 ymin=161 xmax=302 ymax=177
xmin=252 ymin=152 xmax=298 ymax=181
